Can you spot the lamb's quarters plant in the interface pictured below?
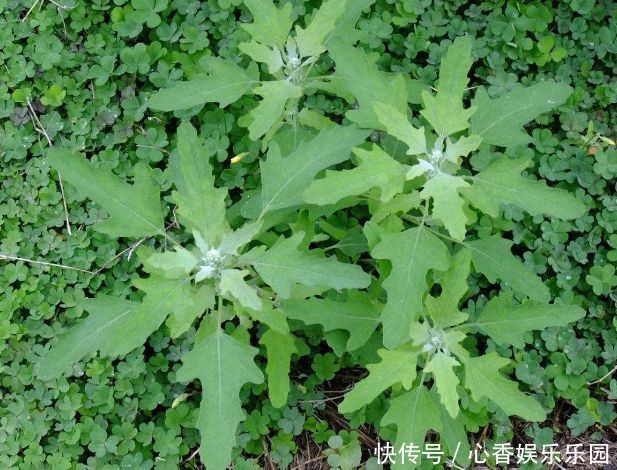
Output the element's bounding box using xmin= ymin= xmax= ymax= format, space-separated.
xmin=148 ymin=0 xmax=377 ymax=145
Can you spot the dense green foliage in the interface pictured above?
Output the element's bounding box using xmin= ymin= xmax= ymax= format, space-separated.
xmin=1 ymin=0 xmax=616 ymax=469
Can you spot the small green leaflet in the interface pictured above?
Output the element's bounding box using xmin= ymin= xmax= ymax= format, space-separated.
xmin=171 ymin=121 xmax=228 ymax=245
xmin=420 ymin=36 xmax=476 ymax=137
xmin=374 ymin=102 xmax=426 ymax=156
xmin=241 ymin=0 xmax=293 ymax=50
xmin=425 ymin=352 xmax=460 ymax=418
xmin=462 ymin=157 xmax=585 ymax=220
xmin=47 ymin=150 xmax=164 ymax=238
xmin=470 ymin=81 xmax=573 ymax=148
xmin=219 ymin=268 xmax=262 ymax=311
xmin=176 ymin=330 xmax=264 ymax=470
xmin=459 ymin=352 xmax=546 ymax=422
xmin=242 ymin=233 xmax=371 ymax=298
xmin=425 ymin=248 xmax=471 ymax=328
xmin=245 ymin=81 xmax=303 ymax=141
xmin=381 ymin=385 xmax=442 ymax=469
xmin=281 ymin=292 xmax=380 ymax=351
xmin=329 ymin=41 xmax=407 ymax=129
xmin=149 ymin=57 xmax=258 ymax=111
xmin=294 ymin=0 xmax=347 ymax=58
xmin=467 ymin=235 xmax=550 ymax=302
xmin=303 ymin=145 xmax=406 ymax=206
xmin=258 ymin=126 xmax=370 ymax=215
xmin=420 ymin=173 xmax=470 ymax=241
xmin=372 ymin=227 xmax=449 ymax=349
xmin=238 ymin=41 xmax=283 ymax=74
xmin=473 ymin=292 xmax=585 ymax=348
xmin=259 ymin=329 xmax=298 ymax=408
xmin=142 ymin=247 xmax=198 ymax=279
xmin=339 ymin=349 xmax=418 ymax=414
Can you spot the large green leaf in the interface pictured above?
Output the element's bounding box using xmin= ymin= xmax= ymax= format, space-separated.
xmin=425 ymin=352 xmax=460 ymax=418
xmin=243 ymin=233 xmax=371 ymax=298
xmin=149 ymin=57 xmax=258 ymax=111
xmin=470 ymin=82 xmax=573 ymax=148
xmin=259 ymin=329 xmax=298 ymax=408
xmin=472 ymin=292 xmax=585 ymax=348
xmin=381 ymin=385 xmax=442 ymax=468
xmin=329 ymin=41 xmax=407 ymax=129
xmin=458 ymin=352 xmax=546 ymax=421
xmin=48 ymin=150 xmax=164 ymax=238
xmin=323 ymin=0 xmax=375 ymax=46
xmin=467 ymin=235 xmax=550 ymax=302
xmin=258 ymin=126 xmax=369 ymax=215
xmin=339 ymin=349 xmax=418 ymax=413
xmin=241 ymin=0 xmax=293 ymax=49
xmin=280 ymin=292 xmax=380 ymax=351
xmin=462 ymin=157 xmax=585 ymax=220
xmin=303 ymin=145 xmax=406 ymax=206
xmin=295 ymin=0 xmax=347 ymax=57
xmin=420 ymin=173 xmax=470 ymax=241
xmin=171 ymin=121 xmax=228 ymax=245
xmin=420 ymin=36 xmax=475 ymax=137
xmin=176 ymin=330 xmax=263 ymax=470
xmin=372 ymin=227 xmax=449 ymax=349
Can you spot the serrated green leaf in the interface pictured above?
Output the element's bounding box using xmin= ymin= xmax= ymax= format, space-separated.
xmin=166 ymin=285 xmax=215 ymax=338
xmin=473 ymin=292 xmax=585 ymax=348
xmin=245 ymin=80 xmax=303 ymax=141
xmin=324 ymin=0 xmax=375 ymax=46
xmin=330 ymin=42 xmax=407 ymax=129
xmin=381 ymin=385 xmax=442 ymax=467
xmin=238 ymin=41 xmax=283 ymax=73
xmin=374 ymin=102 xmax=426 ymax=155
xmin=421 ymin=36 xmax=475 ymax=137
xmin=176 ymin=330 xmax=263 ymax=470
xmin=444 ymin=134 xmax=482 ymax=162
xmin=171 ymin=121 xmax=229 ymax=245
xmin=458 ymin=352 xmax=546 ymax=421
xmin=426 ymin=248 xmax=471 ymax=327
xmin=243 ymin=233 xmax=371 ymax=298
xmin=280 ymin=292 xmax=380 ymax=351
xmin=467 ymin=235 xmax=549 ymax=302
xmin=242 ymin=0 xmax=293 ymax=49
xmin=295 ymin=0 xmax=347 ymax=58
xmin=258 ymin=126 xmax=370 ymax=215
xmin=425 ymin=352 xmax=460 ymax=418
xmin=372 ymin=227 xmax=449 ymax=349
xmin=303 ymin=145 xmax=406 ymax=206
xmin=470 ymin=82 xmax=573 ymax=148
xmin=142 ymin=247 xmax=198 ymax=279
xmin=48 ymin=149 xmax=164 ymax=238
xmin=219 ymin=268 xmax=262 ymax=311
xmin=339 ymin=349 xmax=418 ymax=414
xmin=420 ymin=173 xmax=470 ymax=241
xmin=462 ymin=157 xmax=585 ymax=220
xmin=259 ymin=329 xmax=298 ymax=408
xmin=149 ymin=57 xmax=258 ymax=111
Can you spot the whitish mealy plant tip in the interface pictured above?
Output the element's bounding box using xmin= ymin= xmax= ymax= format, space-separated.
xmin=195 ymin=248 xmax=228 ymax=282
xmin=422 ymin=327 xmax=450 ymax=355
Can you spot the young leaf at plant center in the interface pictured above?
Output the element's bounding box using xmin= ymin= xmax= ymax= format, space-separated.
xmin=467 ymin=235 xmax=550 ymax=302
xmin=374 ymin=102 xmax=426 ymax=156
xmin=47 ymin=150 xmax=164 ymax=238
xmin=462 ymin=157 xmax=585 ymax=220
xmin=457 ymin=352 xmax=546 ymax=421
xmin=381 ymin=385 xmax=442 ymax=468
xmin=171 ymin=121 xmax=229 ymax=245
xmin=257 ymin=126 xmax=370 ymax=215
xmin=420 ymin=36 xmax=476 ymax=138
xmin=148 ymin=57 xmax=258 ymax=111
xmin=219 ymin=269 xmax=262 ymax=311
xmin=142 ymin=247 xmax=198 ymax=279
xmin=303 ymin=145 xmax=406 ymax=206
xmin=425 ymin=352 xmax=460 ymax=418
xmin=280 ymin=292 xmax=380 ymax=351
xmin=329 ymin=41 xmax=407 ymax=129
xmin=420 ymin=173 xmax=470 ymax=241
xmin=241 ymin=233 xmax=371 ymax=298
xmin=372 ymin=227 xmax=449 ymax=349
xmin=259 ymin=329 xmax=298 ymax=408
xmin=470 ymin=82 xmax=573 ymax=148
xmin=339 ymin=349 xmax=418 ymax=414
xmin=176 ymin=330 xmax=264 ymax=470
xmin=472 ymin=292 xmax=585 ymax=348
